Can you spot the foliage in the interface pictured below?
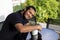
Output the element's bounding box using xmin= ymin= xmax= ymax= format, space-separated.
xmin=13 ymin=3 xmax=26 ymax=12
xmin=24 ymin=0 xmax=59 ymax=22
xmin=58 ymin=0 xmax=60 ymax=18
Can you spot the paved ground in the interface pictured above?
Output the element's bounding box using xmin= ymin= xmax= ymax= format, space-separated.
xmin=49 ymin=24 xmax=60 ymax=39
xmin=49 ymin=24 xmax=60 ymax=32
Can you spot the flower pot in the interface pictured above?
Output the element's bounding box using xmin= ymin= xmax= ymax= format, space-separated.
xmin=37 ymin=22 xmax=47 ymax=28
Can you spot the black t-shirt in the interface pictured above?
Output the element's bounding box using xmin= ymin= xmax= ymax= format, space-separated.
xmin=0 ymin=10 xmax=29 ymax=40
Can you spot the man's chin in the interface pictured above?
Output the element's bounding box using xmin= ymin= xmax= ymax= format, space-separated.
xmin=27 ymin=19 xmax=30 ymax=20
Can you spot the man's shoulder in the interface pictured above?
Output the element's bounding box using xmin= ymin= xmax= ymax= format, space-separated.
xmin=8 ymin=11 xmax=21 ymax=17
xmin=5 ymin=10 xmax=22 ymax=21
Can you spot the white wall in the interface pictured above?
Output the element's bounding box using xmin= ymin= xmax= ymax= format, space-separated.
xmin=13 ymin=0 xmax=20 ymax=6
xmin=13 ymin=0 xmax=26 ymax=6
xmin=0 ymin=0 xmax=13 ymax=22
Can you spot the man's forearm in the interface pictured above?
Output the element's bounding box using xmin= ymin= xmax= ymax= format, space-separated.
xmin=20 ymin=25 xmax=39 ymax=33
xmin=15 ymin=23 xmax=42 ymax=33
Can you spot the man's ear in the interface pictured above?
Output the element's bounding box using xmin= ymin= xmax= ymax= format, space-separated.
xmin=21 ymin=8 xmax=26 ymax=13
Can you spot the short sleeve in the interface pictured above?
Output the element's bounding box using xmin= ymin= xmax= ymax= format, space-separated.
xmin=11 ymin=14 xmax=23 ymax=25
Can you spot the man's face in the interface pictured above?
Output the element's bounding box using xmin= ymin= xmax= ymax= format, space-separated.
xmin=24 ymin=8 xmax=35 ymax=20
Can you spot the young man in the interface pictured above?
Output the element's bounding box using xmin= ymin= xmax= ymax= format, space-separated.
xmin=0 ymin=6 xmax=42 ymax=40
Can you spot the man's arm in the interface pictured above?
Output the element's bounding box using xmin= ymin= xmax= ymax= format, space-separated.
xmin=15 ymin=23 xmax=42 ymax=33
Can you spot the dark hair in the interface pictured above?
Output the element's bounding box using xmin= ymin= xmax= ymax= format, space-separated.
xmin=22 ymin=6 xmax=36 ymax=19
xmin=26 ymin=6 xmax=36 ymax=12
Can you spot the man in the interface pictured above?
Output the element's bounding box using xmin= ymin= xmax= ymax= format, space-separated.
xmin=0 ymin=6 xmax=42 ymax=40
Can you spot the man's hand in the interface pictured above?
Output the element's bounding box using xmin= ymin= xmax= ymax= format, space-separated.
xmin=35 ymin=25 xmax=42 ymax=31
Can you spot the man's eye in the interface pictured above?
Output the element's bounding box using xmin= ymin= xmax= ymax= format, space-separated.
xmin=29 ymin=12 xmax=34 ymax=16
